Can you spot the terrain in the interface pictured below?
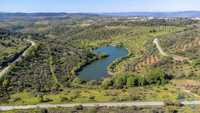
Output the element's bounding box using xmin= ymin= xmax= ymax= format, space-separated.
xmin=101 ymin=11 xmax=200 ymax=17
xmin=1 ymin=13 xmax=200 ymax=112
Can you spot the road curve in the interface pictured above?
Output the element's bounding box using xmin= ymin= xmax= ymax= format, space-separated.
xmin=1 ymin=101 xmax=200 ymax=111
xmin=0 ymin=39 xmax=36 ymax=79
xmin=153 ymin=38 xmax=169 ymax=57
xmin=153 ymin=38 xmax=190 ymax=62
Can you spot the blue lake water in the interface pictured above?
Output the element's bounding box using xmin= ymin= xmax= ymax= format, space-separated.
xmin=78 ymin=46 xmax=128 ymax=80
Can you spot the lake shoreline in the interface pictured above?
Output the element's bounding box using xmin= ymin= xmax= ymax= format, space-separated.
xmin=77 ymin=46 xmax=128 ymax=80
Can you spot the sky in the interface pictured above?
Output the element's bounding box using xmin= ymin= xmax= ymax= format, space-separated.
xmin=1 ymin=0 xmax=200 ymax=13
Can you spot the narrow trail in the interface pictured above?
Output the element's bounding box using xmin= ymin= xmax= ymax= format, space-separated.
xmin=0 ymin=39 xmax=36 ymax=79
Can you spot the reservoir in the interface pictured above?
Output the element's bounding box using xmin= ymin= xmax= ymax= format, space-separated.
xmin=78 ymin=46 xmax=128 ymax=80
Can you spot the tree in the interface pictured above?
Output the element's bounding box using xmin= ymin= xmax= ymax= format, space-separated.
xmin=101 ymin=78 xmax=113 ymax=89
xmin=145 ymin=67 xmax=166 ymax=85
xmin=137 ymin=75 xmax=145 ymax=86
xmin=113 ymin=76 xmax=126 ymax=89
xmin=126 ymin=76 xmax=136 ymax=87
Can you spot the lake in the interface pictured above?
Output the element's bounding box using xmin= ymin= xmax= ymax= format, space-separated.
xmin=78 ymin=46 xmax=128 ymax=80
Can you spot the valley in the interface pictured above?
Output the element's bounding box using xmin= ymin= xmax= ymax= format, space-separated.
xmin=0 ymin=13 xmax=200 ymax=112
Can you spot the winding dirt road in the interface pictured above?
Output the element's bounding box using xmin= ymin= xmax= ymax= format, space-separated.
xmin=153 ymin=38 xmax=190 ymax=62
xmin=0 ymin=40 xmax=36 ymax=79
xmin=153 ymin=38 xmax=169 ymax=57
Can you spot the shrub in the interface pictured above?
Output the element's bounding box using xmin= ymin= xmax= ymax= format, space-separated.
xmin=41 ymin=97 xmax=53 ymax=103
xmin=164 ymin=100 xmax=184 ymax=107
xmin=60 ymin=97 xmax=69 ymax=102
xmin=72 ymin=77 xmax=82 ymax=85
xmin=89 ymin=96 xmax=95 ymax=100
xmin=73 ymin=105 xmax=84 ymax=111
xmin=40 ymin=108 xmax=48 ymax=113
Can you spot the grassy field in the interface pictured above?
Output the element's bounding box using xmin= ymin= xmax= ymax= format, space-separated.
xmin=0 ymin=83 xmax=198 ymax=106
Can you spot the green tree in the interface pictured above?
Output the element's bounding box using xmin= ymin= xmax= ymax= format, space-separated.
xmin=126 ymin=76 xmax=136 ymax=87
xmin=114 ymin=76 xmax=126 ymax=89
xmin=101 ymin=78 xmax=113 ymax=89
xmin=137 ymin=75 xmax=145 ymax=86
xmin=145 ymin=68 xmax=166 ymax=85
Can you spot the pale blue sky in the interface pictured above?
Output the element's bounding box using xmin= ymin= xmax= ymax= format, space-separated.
xmin=1 ymin=0 xmax=200 ymax=13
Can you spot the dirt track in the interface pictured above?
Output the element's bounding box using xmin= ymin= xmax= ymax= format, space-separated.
xmin=0 ymin=40 xmax=36 ymax=78
xmin=1 ymin=101 xmax=200 ymax=111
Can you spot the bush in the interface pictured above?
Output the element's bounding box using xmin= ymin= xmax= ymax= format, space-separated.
xmin=72 ymin=77 xmax=82 ymax=85
xmin=60 ymin=97 xmax=69 ymax=102
xmin=41 ymin=97 xmax=53 ymax=103
xmin=73 ymin=105 xmax=84 ymax=110
xmin=98 ymin=53 xmax=109 ymax=59
xmin=40 ymin=108 xmax=48 ymax=113
xmin=164 ymin=100 xmax=184 ymax=107
xmin=89 ymin=96 xmax=95 ymax=100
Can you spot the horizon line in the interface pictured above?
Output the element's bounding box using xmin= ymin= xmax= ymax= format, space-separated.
xmin=1 ymin=10 xmax=200 ymax=14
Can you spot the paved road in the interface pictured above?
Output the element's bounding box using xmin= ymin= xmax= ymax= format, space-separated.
xmin=0 ymin=40 xmax=36 ymax=78
xmin=1 ymin=101 xmax=200 ymax=111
